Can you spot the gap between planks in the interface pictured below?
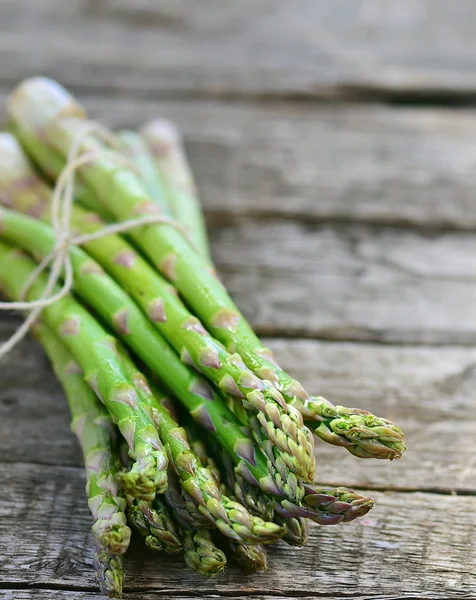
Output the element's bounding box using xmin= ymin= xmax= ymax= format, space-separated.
xmin=0 ymin=459 xmax=473 ymax=498
xmin=0 ymin=584 xmax=437 ymax=600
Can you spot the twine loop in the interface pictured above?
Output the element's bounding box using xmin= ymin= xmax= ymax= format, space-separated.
xmin=0 ymin=121 xmax=193 ymax=360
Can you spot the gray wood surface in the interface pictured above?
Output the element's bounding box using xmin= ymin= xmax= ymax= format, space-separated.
xmin=1 ymin=0 xmax=476 ymax=99
xmin=2 ymin=318 xmax=476 ymax=493
xmin=1 ymin=462 xmax=474 ymax=598
xmin=47 ymin=96 xmax=476 ymax=231
xmin=1 ymin=1 xmax=475 ymax=599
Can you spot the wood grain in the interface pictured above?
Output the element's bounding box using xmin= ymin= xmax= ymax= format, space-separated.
xmin=0 ymin=462 xmax=474 ymax=598
xmin=2 ymin=318 xmax=475 ymax=493
xmin=18 ymin=94 xmax=476 ymax=232
xmin=0 ymin=595 xmax=374 ymax=600
xmin=2 ymin=93 xmax=476 ymax=231
xmin=1 ymin=0 xmax=476 ymax=99
xmin=211 ymin=221 xmax=472 ymax=345
xmin=0 ymin=2 xmax=474 ymax=596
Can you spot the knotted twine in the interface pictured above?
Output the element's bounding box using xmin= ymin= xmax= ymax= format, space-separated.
xmin=0 ymin=122 xmax=194 ymax=360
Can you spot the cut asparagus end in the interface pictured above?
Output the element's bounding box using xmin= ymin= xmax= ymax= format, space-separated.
xmin=140 ymin=119 xmax=182 ymax=159
xmin=7 ymin=77 xmax=86 ymax=133
xmin=182 ymin=529 xmax=227 ymax=576
xmin=0 ymin=132 xmax=34 ymax=186
xmin=93 ymin=549 xmax=125 ymax=599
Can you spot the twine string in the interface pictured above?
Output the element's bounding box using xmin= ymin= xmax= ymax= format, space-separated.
xmin=0 ymin=121 xmax=195 ymax=360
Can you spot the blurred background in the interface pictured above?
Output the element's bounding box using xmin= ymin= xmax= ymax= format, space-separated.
xmin=1 ymin=1 xmax=476 ymax=598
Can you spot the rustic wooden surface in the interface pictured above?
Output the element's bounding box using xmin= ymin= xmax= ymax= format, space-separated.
xmin=0 ymin=1 xmax=475 ymax=599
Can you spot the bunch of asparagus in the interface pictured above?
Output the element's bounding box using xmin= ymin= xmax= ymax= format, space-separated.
xmin=0 ymin=78 xmax=406 ymax=598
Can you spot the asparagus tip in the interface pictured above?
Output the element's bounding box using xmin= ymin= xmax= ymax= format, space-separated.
xmin=119 ymin=455 xmax=168 ymax=502
xmin=92 ymin=519 xmax=131 ymax=555
xmin=93 ymin=549 xmax=125 ymax=598
xmin=183 ymin=530 xmax=227 ymax=576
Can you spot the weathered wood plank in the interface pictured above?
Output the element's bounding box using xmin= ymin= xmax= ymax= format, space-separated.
xmin=1 ymin=0 xmax=476 ymax=98
xmin=4 ymin=92 xmax=476 ymax=232
xmin=1 ymin=90 xmax=476 ymax=231
xmin=2 ymin=317 xmax=476 ymax=492
xmin=0 ymin=595 xmax=401 ymax=600
xmin=212 ymin=221 xmax=475 ymax=345
xmin=8 ymin=590 xmax=443 ymax=600
xmin=0 ymin=462 xmax=474 ymax=597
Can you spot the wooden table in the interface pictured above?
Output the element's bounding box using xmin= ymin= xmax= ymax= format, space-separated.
xmin=1 ymin=2 xmax=475 ymax=598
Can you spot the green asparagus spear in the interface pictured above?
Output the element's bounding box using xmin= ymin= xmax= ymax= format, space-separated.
xmin=7 ymin=77 xmax=406 ymax=461
xmin=117 ymin=130 xmax=175 ymax=218
xmin=226 ymin=539 xmax=268 ymax=573
xmin=0 ymin=163 xmax=374 ymax=527
xmin=32 ymin=322 xmax=130 ymax=597
xmin=0 ymin=132 xmax=315 ymax=483
xmin=143 ymin=120 xmax=408 ymax=462
xmin=0 ymin=242 xmax=167 ymax=502
xmin=115 ymin=346 xmax=284 ymax=545
xmin=126 ymin=497 xmax=182 ymax=554
xmin=181 ymin=528 xmax=227 ymax=576
xmin=6 ymin=79 xmax=321 ymax=465
xmin=93 ymin=549 xmax=125 ymax=599
xmin=276 ymin=515 xmax=309 ymax=548
xmin=141 ymin=120 xmax=210 ymax=259
xmin=183 ymin=418 xmax=268 ymax=572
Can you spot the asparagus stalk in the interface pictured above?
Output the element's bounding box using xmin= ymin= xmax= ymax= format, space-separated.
xmin=115 ymin=346 xmax=284 ymax=545
xmin=7 ymin=82 xmax=406 ymax=460
xmin=6 ymin=79 xmax=322 ymax=464
xmin=33 ymin=322 xmax=130 ymax=597
xmin=117 ymin=130 xmax=175 ymax=218
xmin=126 ymin=497 xmax=182 ymax=554
xmin=0 ymin=242 xmax=167 ymax=502
xmin=141 ymin=120 xmax=211 ymax=259
xmin=141 ymin=120 xmax=408 ymax=462
xmin=0 ymin=133 xmax=315 ymax=483
xmin=0 ymin=152 xmax=375 ymax=528
xmin=0 ymin=215 xmax=309 ymax=523
xmin=142 ymin=121 xmax=408 ymax=463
